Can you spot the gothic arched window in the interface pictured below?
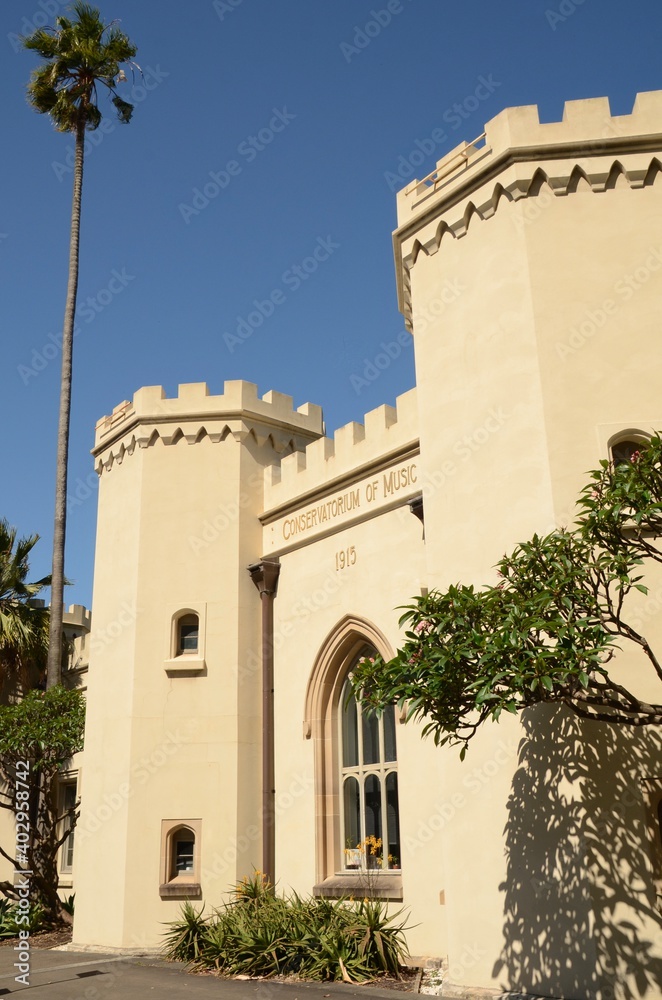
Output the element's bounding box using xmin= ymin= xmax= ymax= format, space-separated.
xmin=340 ymin=659 xmax=400 ymax=871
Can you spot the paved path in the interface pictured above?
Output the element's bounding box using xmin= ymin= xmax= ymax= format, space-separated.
xmin=0 ymin=948 xmax=408 ymax=999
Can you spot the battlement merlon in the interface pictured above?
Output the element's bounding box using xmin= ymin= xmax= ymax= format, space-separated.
xmin=63 ymin=604 xmax=92 ymax=632
xmin=392 ymin=90 xmax=662 ymax=327
xmin=93 ymin=380 xmax=324 ymax=457
xmin=395 ymin=91 xmax=662 ymax=227
xmin=263 ymin=388 xmax=419 ymax=514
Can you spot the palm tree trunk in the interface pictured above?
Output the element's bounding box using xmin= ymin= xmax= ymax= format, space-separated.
xmin=46 ymin=115 xmax=85 ymax=690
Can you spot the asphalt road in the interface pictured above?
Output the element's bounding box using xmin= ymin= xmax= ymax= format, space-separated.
xmin=0 ymin=948 xmax=410 ymax=999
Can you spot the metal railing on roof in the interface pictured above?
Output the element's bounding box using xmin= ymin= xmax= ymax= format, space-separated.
xmin=416 ymin=132 xmax=487 ymax=192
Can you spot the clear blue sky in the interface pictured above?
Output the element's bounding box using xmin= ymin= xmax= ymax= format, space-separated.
xmin=2 ymin=0 xmax=661 ymax=607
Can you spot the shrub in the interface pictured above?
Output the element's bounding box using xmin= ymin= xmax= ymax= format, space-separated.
xmin=163 ymin=872 xmax=410 ymax=983
xmin=0 ymin=897 xmax=44 ymax=938
xmin=161 ymin=901 xmax=208 ymax=962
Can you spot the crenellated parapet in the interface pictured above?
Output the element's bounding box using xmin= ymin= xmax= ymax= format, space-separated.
xmin=394 ymin=90 xmax=662 ymax=329
xmin=261 ymin=389 xmax=420 ymax=554
xmin=63 ymin=604 xmax=92 ymax=632
xmin=93 ymin=380 xmax=324 ymax=474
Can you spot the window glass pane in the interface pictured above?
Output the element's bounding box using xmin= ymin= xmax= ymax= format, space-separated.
xmin=362 ymin=707 xmax=380 ymax=765
xmin=343 ymin=776 xmax=361 ymax=856
xmin=383 ymin=705 xmax=397 ymax=762
xmin=64 ymin=829 xmax=75 ymax=869
xmin=364 ymin=774 xmax=382 ymax=845
xmin=612 ymin=439 xmax=644 ymax=466
xmin=175 ymin=839 xmax=195 ymax=872
xmin=337 ymin=648 xmax=400 ymax=874
xmin=179 ymin=623 xmax=198 ymax=653
xmin=386 ymin=772 xmax=400 ymax=870
xmin=341 ymin=680 xmax=359 ymax=768
xmin=61 ymin=784 xmax=76 ymax=870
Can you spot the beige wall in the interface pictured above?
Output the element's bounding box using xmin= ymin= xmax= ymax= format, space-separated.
xmin=394 ymin=93 xmax=662 ymax=997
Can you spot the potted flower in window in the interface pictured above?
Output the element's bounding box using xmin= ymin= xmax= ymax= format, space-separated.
xmin=344 ymin=840 xmax=363 ymax=869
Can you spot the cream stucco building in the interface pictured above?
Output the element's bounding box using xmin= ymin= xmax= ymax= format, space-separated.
xmin=59 ymin=92 xmax=662 ymax=998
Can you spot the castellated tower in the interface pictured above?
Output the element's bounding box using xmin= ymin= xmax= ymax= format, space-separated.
xmin=73 ymin=382 xmax=323 ymax=950
xmin=394 ymin=91 xmax=662 ymax=585
xmin=392 ymin=93 xmax=662 ymax=996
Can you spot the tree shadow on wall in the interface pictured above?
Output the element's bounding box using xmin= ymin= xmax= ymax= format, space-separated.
xmin=492 ymin=704 xmax=662 ymax=1000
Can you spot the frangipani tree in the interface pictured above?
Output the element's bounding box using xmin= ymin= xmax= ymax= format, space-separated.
xmin=352 ymin=436 xmax=662 ymax=758
xmin=0 ymin=687 xmax=85 ymax=925
xmin=23 ymin=2 xmax=138 ymax=688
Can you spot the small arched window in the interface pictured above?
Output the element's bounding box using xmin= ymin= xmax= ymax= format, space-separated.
xmin=160 ymin=819 xmax=202 ymax=899
xmin=609 ymin=432 xmax=650 ymax=467
xmin=170 ymin=827 xmax=195 ymax=878
xmin=165 ymin=607 xmax=206 ymax=674
xmin=177 ymin=613 xmax=199 ymax=656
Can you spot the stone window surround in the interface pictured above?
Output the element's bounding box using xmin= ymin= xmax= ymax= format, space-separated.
xmin=159 ymin=818 xmax=202 ymax=899
xmin=599 ymin=425 xmax=654 ymax=465
xmin=164 ymin=604 xmax=207 ymax=675
xmin=57 ymin=772 xmax=78 ymax=885
xmin=303 ymin=614 xmax=404 ymax=901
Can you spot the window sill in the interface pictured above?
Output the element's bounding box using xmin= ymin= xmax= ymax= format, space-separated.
xmin=159 ymin=882 xmax=202 ymax=900
xmin=164 ymin=658 xmax=206 ymax=676
xmin=313 ymin=873 xmax=403 ymax=901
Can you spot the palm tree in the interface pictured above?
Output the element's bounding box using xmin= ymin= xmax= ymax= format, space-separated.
xmin=23 ymin=3 xmax=138 ymax=688
xmin=0 ymin=520 xmax=50 ymax=699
